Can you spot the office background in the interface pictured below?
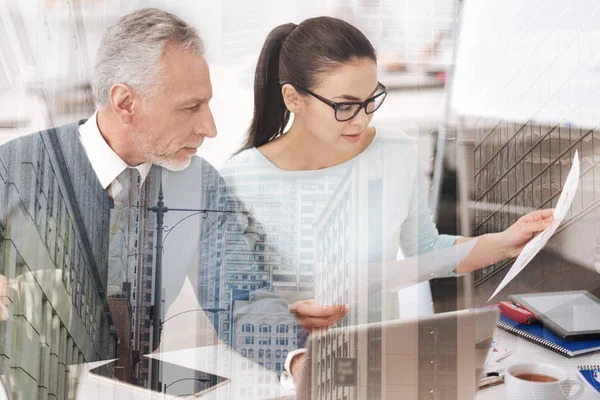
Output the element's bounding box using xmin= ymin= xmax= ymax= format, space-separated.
xmin=2 ymin=0 xmax=600 ymax=398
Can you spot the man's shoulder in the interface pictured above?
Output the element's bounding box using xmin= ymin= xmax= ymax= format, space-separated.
xmin=0 ymin=121 xmax=83 ymax=152
xmin=188 ymin=155 xmax=219 ymax=173
xmin=185 ymin=155 xmax=222 ymax=183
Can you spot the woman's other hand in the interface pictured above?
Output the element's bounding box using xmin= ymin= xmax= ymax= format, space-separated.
xmin=497 ymin=208 xmax=554 ymax=259
xmin=288 ymin=299 xmax=348 ymax=333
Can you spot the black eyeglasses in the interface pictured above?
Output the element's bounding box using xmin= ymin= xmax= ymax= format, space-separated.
xmin=279 ymin=81 xmax=388 ymax=122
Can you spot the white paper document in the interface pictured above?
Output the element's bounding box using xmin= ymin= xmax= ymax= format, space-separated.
xmin=489 ymin=151 xmax=580 ymax=301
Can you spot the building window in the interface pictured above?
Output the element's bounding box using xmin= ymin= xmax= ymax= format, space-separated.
xmin=273 ymin=275 xmax=295 ymax=282
xmin=248 ymin=349 xmax=254 ymax=358
xmin=259 ymin=324 xmax=271 ymax=333
xmin=276 ymin=363 xmax=281 ymax=371
xmin=242 ymin=323 xmax=254 ymax=333
xmin=301 ymin=206 xmax=313 ymax=213
xmin=277 ymin=338 xmax=289 ymax=346
xmin=258 ymin=349 xmax=264 ymax=358
xmin=265 ymin=349 xmax=271 ymax=358
xmin=259 ymin=337 xmax=271 ymax=346
xmin=282 ymin=350 xmax=288 ymax=359
xmin=276 ymin=324 xmax=289 ymax=334
xmin=241 ymin=349 xmax=247 ymax=357
xmin=300 ymin=240 xmax=314 ymax=248
xmin=300 ymin=264 xmax=313 ymax=273
xmin=245 ymin=337 xmax=254 ymax=345
xmin=276 ymin=350 xmax=281 ymax=358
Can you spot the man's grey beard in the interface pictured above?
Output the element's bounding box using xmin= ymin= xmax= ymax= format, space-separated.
xmin=142 ymin=147 xmax=193 ymax=171
xmin=150 ymin=154 xmax=193 ymax=171
xmin=132 ymin=131 xmax=193 ymax=171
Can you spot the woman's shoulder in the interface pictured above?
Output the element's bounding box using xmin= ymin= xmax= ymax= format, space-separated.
xmin=372 ymin=127 xmax=417 ymax=145
xmin=369 ymin=127 xmax=419 ymax=156
xmin=365 ymin=127 xmax=421 ymax=172
xmin=220 ymin=147 xmax=266 ymax=172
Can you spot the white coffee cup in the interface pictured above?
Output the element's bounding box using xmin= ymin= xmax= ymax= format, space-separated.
xmin=505 ymin=363 xmax=584 ymax=400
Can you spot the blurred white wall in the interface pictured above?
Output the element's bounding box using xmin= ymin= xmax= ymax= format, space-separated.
xmin=1 ymin=0 xmax=454 ymax=167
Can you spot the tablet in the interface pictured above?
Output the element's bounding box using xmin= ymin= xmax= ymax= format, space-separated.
xmin=509 ymin=291 xmax=600 ymax=340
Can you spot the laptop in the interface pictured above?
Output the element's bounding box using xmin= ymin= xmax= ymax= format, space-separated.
xmin=301 ymin=307 xmax=499 ymax=400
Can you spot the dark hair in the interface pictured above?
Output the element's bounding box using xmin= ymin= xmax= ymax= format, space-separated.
xmin=240 ymin=16 xmax=377 ymax=152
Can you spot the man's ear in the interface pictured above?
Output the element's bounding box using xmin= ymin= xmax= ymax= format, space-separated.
xmin=109 ymin=83 xmax=140 ymax=124
xmin=282 ymin=84 xmax=306 ymax=114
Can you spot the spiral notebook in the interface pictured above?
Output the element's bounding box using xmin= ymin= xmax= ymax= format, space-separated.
xmin=577 ymin=365 xmax=600 ymax=394
xmin=497 ymin=315 xmax=600 ymax=357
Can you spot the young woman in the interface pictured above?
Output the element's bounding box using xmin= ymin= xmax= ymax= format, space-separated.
xmin=220 ymin=16 xmax=553 ymax=391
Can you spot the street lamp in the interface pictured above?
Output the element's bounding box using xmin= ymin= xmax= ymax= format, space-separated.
xmin=160 ymin=308 xmax=226 ymax=327
xmin=163 ymin=377 xmax=210 ymax=394
xmin=147 ymin=184 xmax=255 ymax=392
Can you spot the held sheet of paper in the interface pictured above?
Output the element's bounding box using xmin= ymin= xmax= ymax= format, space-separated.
xmin=488 ymin=151 xmax=580 ymax=302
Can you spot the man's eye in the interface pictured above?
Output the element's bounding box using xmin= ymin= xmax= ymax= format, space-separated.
xmin=188 ymin=104 xmax=200 ymax=112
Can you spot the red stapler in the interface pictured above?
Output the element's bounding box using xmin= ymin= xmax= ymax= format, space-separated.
xmin=499 ymin=300 xmax=537 ymax=324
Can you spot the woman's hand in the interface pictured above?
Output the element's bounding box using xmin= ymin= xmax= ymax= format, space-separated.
xmin=288 ymin=299 xmax=348 ymax=333
xmin=497 ymin=208 xmax=554 ymax=259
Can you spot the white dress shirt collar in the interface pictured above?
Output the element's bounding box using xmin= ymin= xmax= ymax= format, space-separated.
xmin=78 ymin=111 xmax=152 ymax=190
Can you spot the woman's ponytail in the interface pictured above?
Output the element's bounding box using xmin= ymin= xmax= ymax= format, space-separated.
xmin=240 ymin=23 xmax=297 ymax=151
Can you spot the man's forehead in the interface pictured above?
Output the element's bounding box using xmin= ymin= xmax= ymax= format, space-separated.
xmin=162 ymin=46 xmax=211 ymax=91
xmin=174 ymin=90 xmax=213 ymax=106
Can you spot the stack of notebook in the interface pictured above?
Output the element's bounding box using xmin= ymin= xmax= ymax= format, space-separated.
xmin=497 ymin=315 xmax=600 ymax=358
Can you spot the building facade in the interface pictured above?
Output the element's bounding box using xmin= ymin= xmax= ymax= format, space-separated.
xmin=312 ymin=166 xmax=378 ymax=400
xmin=0 ymin=132 xmax=116 ymax=399
xmin=107 ymin=293 xmax=133 ymax=383
xmin=131 ymin=168 xmax=160 ymax=387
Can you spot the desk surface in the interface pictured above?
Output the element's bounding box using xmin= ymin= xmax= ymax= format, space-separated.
xmin=477 ymin=328 xmax=600 ymax=399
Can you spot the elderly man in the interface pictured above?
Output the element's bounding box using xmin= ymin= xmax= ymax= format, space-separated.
xmin=0 ymin=8 xmax=219 ymax=398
